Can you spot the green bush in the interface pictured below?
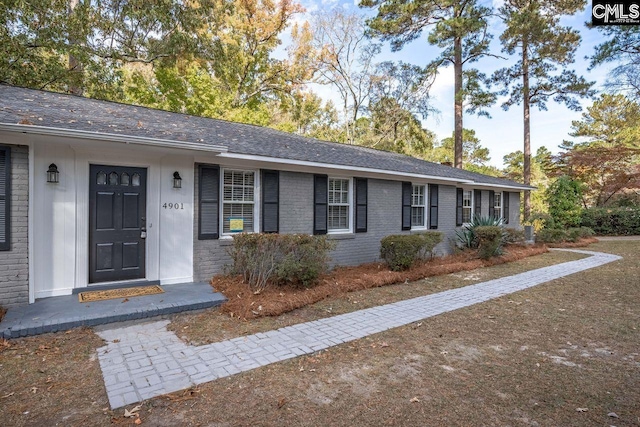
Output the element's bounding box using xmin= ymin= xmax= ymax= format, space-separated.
xmin=567 ymin=226 xmax=595 ymax=242
xmin=546 ymin=176 xmax=584 ymax=227
xmin=229 ymin=233 xmax=336 ymax=293
xmin=380 ymin=232 xmax=443 ymax=271
xmin=580 ymin=207 xmax=640 ymax=235
xmin=475 ymin=226 xmax=505 ymax=259
xmin=535 ymin=228 xmax=568 ymax=243
xmin=455 ymin=215 xmax=504 ymax=249
xmin=504 ymin=228 xmax=525 ymax=244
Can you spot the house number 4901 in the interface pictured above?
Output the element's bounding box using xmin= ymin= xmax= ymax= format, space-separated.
xmin=162 ymin=203 xmax=184 ymax=209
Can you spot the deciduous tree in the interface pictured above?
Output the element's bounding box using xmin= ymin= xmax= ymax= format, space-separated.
xmin=551 ymin=95 xmax=640 ymax=207
xmin=299 ymin=8 xmax=381 ymax=144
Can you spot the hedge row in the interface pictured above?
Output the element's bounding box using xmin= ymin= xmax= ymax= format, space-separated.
xmin=580 ymin=207 xmax=640 ymax=235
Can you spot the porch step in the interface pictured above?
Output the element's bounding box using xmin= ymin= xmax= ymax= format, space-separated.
xmin=0 ymin=282 xmax=227 ymax=339
xmin=72 ymin=280 xmax=161 ymax=294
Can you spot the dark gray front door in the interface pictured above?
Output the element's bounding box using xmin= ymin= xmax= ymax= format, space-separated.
xmin=89 ymin=165 xmax=147 ymax=283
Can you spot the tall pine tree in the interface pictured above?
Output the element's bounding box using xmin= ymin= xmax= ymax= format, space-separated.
xmin=492 ymin=0 xmax=594 ymax=220
xmin=360 ymin=0 xmax=496 ymax=169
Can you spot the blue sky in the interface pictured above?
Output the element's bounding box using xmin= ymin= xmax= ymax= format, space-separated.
xmin=288 ymin=0 xmax=613 ymax=168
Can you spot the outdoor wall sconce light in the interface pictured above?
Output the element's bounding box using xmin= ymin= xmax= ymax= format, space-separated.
xmin=173 ymin=171 xmax=182 ymax=189
xmin=47 ymin=163 xmax=59 ymax=183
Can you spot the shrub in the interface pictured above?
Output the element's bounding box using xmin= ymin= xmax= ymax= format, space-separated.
xmin=535 ymin=228 xmax=568 ymax=243
xmin=380 ymin=232 xmax=443 ymax=271
xmin=580 ymin=206 xmax=640 ymax=235
xmin=455 ymin=215 xmax=504 ymax=249
xmin=275 ymin=235 xmax=336 ymax=287
xmin=528 ymin=212 xmax=556 ymax=232
xmin=504 ymin=228 xmax=525 ymax=244
xmin=546 ymin=176 xmax=584 ymax=227
xmin=475 ymin=226 xmax=505 ymax=259
xmin=229 ymin=233 xmax=336 ymax=293
xmin=567 ymin=226 xmax=595 ymax=242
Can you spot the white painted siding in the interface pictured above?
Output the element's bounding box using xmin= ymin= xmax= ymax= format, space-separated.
xmin=29 ymin=135 xmax=196 ymax=298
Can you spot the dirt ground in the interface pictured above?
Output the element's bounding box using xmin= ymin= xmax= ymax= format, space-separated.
xmin=1 ymin=240 xmax=638 ymax=426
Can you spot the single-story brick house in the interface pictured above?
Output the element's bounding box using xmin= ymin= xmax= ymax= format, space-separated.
xmin=0 ymin=85 xmax=533 ymax=306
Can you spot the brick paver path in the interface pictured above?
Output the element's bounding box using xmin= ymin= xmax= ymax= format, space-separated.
xmin=96 ymin=249 xmax=621 ymax=408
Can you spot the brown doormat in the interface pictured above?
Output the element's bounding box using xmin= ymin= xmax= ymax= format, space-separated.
xmin=78 ymin=285 xmax=164 ymax=302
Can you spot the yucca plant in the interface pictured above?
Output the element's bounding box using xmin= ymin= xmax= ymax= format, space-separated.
xmin=455 ymin=215 xmax=506 ymax=249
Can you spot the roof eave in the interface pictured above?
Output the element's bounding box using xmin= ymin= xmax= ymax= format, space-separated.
xmin=0 ymin=123 xmax=228 ymax=153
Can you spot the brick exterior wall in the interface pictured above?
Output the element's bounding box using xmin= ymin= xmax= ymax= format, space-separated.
xmin=0 ymin=145 xmax=29 ymax=307
xmin=192 ymin=168 xmax=523 ymax=281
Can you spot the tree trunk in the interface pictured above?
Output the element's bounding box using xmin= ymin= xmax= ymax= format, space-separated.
xmin=522 ymin=37 xmax=531 ymax=221
xmin=68 ymin=0 xmax=83 ymax=95
xmin=454 ymin=36 xmax=463 ymax=169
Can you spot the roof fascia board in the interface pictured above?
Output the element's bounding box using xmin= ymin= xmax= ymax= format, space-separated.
xmin=471 ymin=184 xmax=536 ymax=191
xmin=0 ymin=123 xmax=228 ymax=153
xmin=217 ymin=152 xmax=475 ymax=184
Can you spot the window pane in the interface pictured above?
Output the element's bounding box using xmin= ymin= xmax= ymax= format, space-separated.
xmin=494 ymin=192 xmax=501 ymax=208
xmin=132 ymin=173 xmax=140 ymax=186
xmin=463 ymin=190 xmax=472 ymax=207
xmin=109 ymin=172 xmax=119 ymax=185
xmin=223 ymin=203 xmax=254 ymax=233
xmin=412 ymin=185 xmax=425 ymax=206
xmin=328 ymin=205 xmax=348 ymax=230
xmin=121 ymin=172 xmax=130 ymax=186
xmin=411 ymin=206 xmax=424 ymax=227
xmin=97 ymin=171 xmax=106 ymax=185
xmin=224 ymin=170 xmax=254 ymax=202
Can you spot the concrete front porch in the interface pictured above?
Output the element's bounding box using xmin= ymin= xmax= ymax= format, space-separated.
xmin=0 ymin=282 xmax=226 ymax=339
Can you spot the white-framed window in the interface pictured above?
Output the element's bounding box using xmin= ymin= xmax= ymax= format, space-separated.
xmin=411 ymin=184 xmax=426 ymax=228
xmin=222 ymin=169 xmax=257 ymax=234
xmin=494 ymin=192 xmax=502 ymax=219
xmin=462 ymin=189 xmax=473 ymax=223
xmin=328 ymin=177 xmax=351 ymax=232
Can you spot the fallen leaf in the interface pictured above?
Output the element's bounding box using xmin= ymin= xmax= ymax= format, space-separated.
xmin=121 ymin=298 xmax=129 ymax=303
xmin=124 ymin=405 xmax=141 ymax=418
xmin=2 ymin=392 xmax=15 ymax=398
xmin=608 ymin=412 xmax=619 ymax=418
xmin=380 ymin=342 xmax=389 ymax=348
xmin=410 ymin=397 xmax=420 ymax=403
xmin=277 ymin=397 xmax=287 ymax=409
xmin=134 ymin=418 xmax=142 ymax=425
xmin=576 ymin=408 xmax=589 ymax=412
xmin=30 ymin=387 xmax=38 ymax=393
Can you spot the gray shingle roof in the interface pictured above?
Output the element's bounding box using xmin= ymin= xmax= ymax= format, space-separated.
xmin=0 ymin=85 xmax=532 ymax=189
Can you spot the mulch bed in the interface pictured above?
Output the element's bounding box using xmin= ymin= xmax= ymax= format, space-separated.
xmin=213 ymin=244 xmax=553 ymax=320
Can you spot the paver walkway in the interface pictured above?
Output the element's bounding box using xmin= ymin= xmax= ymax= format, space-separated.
xmin=96 ymin=249 xmax=621 ymax=409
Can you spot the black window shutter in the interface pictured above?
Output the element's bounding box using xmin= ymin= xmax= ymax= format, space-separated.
xmin=401 ymin=181 xmax=411 ymax=230
xmin=456 ymin=188 xmax=463 ymax=226
xmin=313 ymin=174 xmax=328 ymax=235
xmin=0 ymin=146 xmax=10 ymax=251
xmin=503 ymin=191 xmax=510 ymax=224
xmin=429 ymin=184 xmax=438 ymax=229
xmin=261 ymin=170 xmax=279 ymax=233
xmin=354 ymin=178 xmax=367 ymax=233
xmin=474 ymin=189 xmax=482 ymax=219
xmin=198 ymin=165 xmax=220 ymax=240
xmin=488 ymin=190 xmax=495 ymax=219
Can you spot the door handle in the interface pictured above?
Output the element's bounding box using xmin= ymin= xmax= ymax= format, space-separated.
xmin=141 ymin=227 xmax=147 ymax=239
